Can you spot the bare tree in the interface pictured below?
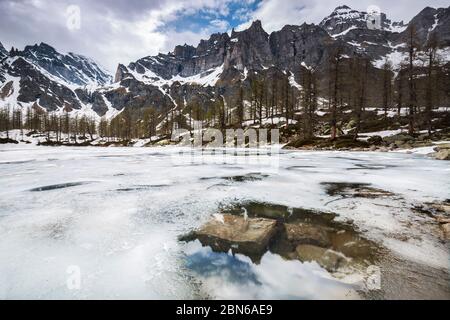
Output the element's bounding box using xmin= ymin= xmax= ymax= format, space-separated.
xmin=301 ymin=67 xmax=317 ymax=139
xmin=236 ymin=84 xmax=245 ymax=126
xmin=424 ymin=32 xmax=439 ymax=134
xmin=327 ymin=45 xmax=344 ymax=140
xmin=382 ymin=59 xmax=393 ymax=119
xmin=406 ymin=26 xmax=420 ymax=135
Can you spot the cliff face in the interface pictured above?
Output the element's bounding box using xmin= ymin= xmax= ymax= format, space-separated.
xmin=1 ymin=5 xmax=450 ymax=120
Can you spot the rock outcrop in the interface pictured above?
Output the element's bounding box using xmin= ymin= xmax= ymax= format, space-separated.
xmin=187 ymin=214 xmax=277 ymax=257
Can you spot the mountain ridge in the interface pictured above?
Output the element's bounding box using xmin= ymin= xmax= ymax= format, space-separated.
xmin=1 ymin=5 xmax=449 ymax=123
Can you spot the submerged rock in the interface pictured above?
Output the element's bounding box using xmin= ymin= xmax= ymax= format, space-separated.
xmin=284 ymin=223 xmax=331 ymax=247
xmin=181 ymin=201 xmax=379 ymax=274
xmin=295 ymin=244 xmax=347 ymax=272
xmin=186 ymin=214 xmax=277 ymax=258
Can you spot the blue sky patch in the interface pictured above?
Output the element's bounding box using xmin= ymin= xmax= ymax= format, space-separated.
xmin=159 ymin=0 xmax=261 ymax=34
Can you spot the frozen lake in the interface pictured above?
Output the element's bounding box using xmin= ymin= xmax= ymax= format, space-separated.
xmin=0 ymin=145 xmax=449 ymax=299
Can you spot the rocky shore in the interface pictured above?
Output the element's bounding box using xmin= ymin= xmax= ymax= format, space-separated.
xmin=284 ymin=129 xmax=450 ymax=160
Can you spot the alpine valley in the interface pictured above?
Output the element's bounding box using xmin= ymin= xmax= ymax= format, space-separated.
xmin=0 ymin=5 xmax=450 ymax=146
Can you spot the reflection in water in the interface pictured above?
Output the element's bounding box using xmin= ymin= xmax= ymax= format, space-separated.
xmin=184 ymin=241 xmax=361 ymax=300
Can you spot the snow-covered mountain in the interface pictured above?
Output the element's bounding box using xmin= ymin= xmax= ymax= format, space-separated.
xmin=1 ymin=5 xmax=449 ymax=121
xmin=319 ymin=5 xmax=406 ymax=36
xmin=9 ymin=43 xmax=112 ymax=88
xmin=0 ymin=42 xmax=117 ymax=117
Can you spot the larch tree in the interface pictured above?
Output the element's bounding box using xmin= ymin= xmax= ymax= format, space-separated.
xmin=236 ymin=84 xmax=245 ymax=127
xmin=328 ymin=45 xmax=344 ymax=141
xmin=301 ymin=67 xmax=318 ymax=139
xmin=382 ymin=59 xmax=393 ymax=119
xmin=406 ymin=25 xmax=420 ymax=135
xmin=424 ymin=32 xmax=440 ymax=134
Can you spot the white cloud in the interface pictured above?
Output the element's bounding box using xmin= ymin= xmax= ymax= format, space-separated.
xmin=0 ymin=0 xmax=237 ymax=71
xmin=1 ymin=0 xmax=449 ymax=73
xmin=210 ymin=19 xmax=230 ymax=31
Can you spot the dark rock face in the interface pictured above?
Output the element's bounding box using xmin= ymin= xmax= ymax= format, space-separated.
xmin=226 ymin=20 xmax=273 ymax=71
xmin=7 ymin=57 xmax=82 ymax=111
xmin=0 ymin=42 xmax=7 ymax=61
xmin=104 ymin=78 xmax=173 ymax=114
xmin=75 ymin=89 xmax=110 ymax=116
xmin=270 ymin=23 xmax=332 ymax=70
xmin=128 ymin=33 xmax=230 ymax=80
xmin=396 ymin=7 xmax=450 ymax=46
xmin=0 ymin=42 xmax=6 ymax=82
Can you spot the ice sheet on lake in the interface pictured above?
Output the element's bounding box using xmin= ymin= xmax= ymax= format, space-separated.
xmin=0 ymin=144 xmax=449 ymax=298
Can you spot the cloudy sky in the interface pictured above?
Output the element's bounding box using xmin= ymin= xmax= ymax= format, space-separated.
xmin=0 ymin=0 xmax=448 ymax=72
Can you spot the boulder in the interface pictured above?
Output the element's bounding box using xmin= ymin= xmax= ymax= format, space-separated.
xmin=403 ymin=143 xmax=412 ymax=149
xmin=284 ymin=223 xmax=331 ymax=247
xmin=434 ymin=149 xmax=450 ymax=161
xmin=295 ymin=244 xmax=347 ymax=272
xmin=192 ymin=214 xmax=277 ymax=257
xmin=433 ymin=143 xmax=450 ymax=152
xmin=155 ymin=139 xmax=171 ymax=146
xmin=389 ymin=143 xmax=397 ymax=150
xmin=367 ymin=135 xmax=383 ymax=145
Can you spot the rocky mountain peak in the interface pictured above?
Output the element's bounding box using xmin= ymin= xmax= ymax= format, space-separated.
xmin=320 ymin=4 xmax=409 ymax=39
xmin=401 ymin=6 xmax=450 ymax=46
xmin=249 ymin=20 xmax=264 ymax=31
xmin=173 ymin=44 xmax=196 ymax=60
xmin=197 ymin=32 xmax=229 ymax=54
xmin=12 ymin=42 xmax=112 ymax=87
xmin=328 ymin=5 xmax=363 ymax=20
xmin=320 ymin=6 xmax=367 ymax=36
xmin=23 ymin=42 xmax=59 ymax=56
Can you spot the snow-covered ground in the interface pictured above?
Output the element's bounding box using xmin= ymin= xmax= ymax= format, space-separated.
xmin=0 ymin=144 xmax=448 ymax=299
